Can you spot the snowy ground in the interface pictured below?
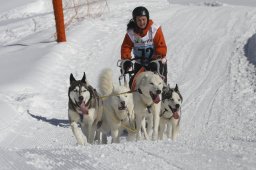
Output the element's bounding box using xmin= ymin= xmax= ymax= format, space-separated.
xmin=171 ymin=0 xmax=256 ymax=6
xmin=0 ymin=0 xmax=256 ymax=169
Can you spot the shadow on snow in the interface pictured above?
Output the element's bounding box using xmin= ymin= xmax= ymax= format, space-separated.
xmin=27 ymin=110 xmax=70 ymax=128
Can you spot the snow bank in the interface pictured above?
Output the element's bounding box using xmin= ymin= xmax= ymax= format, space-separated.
xmin=0 ymin=0 xmax=54 ymax=46
xmin=170 ymin=0 xmax=256 ymax=7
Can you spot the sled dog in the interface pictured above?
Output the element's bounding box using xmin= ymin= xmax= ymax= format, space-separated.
xmin=159 ymin=84 xmax=183 ymax=140
xmin=97 ymin=68 xmax=136 ymax=144
xmin=68 ymin=73 xmax=102 ymax=145
xmin=133 ymin=71 xmax=164 ymax=140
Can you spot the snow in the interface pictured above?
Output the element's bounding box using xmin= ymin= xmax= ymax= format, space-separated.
xmin=0 ymin=0 xmax=256 ymax=169
xmin=170 ymin=0 xmax=256 ymax=6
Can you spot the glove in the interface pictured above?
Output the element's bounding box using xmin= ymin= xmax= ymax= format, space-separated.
xmin=121 ymin=60 xmax=133 ymax=74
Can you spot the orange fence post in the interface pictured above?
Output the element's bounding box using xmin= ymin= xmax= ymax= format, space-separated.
xmin=52 ymin=0 xmax=66 ymax=42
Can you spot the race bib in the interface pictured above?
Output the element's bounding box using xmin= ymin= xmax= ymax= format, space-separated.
xmin=134 ymin=45 xmax=154 ymax=59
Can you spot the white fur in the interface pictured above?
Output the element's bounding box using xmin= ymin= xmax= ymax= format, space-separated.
xmin=133 ymin=71 xmax=164 ymax=141
xmin=97 ymin=68 xmax=136 ymax=144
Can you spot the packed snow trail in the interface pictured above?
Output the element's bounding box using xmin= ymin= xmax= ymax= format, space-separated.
xmin=0 ymin=0 xmax=256 ymax=169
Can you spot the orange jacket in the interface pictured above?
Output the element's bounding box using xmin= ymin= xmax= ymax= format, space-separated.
xmin=121 ymin=19 xmax=167 ymax=60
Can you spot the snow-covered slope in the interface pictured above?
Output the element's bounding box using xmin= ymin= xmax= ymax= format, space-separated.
xmin=0 ymin=0 xmax=256 ymax=169
xmin=171 ymin=0 xmax=256 ymax=6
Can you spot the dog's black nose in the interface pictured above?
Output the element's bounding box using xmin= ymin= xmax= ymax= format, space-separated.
xmin=79 ymin=96 xmax=84 ymax=101
xmin=156 ymin=90 xmax=161 ymax=94
xmin=175 ymin=104 xmax=180 ymax=108
xmin=120 ymin=101 xmax=125 ymax=106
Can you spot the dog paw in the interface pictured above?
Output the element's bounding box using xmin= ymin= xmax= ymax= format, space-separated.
xmin=77 ymin=138 xmax=87 ymax=146
xmin=152 ymin=134 xmax=158 ymax=141
xmin=77 ymin=141 xmax=85 ymax=146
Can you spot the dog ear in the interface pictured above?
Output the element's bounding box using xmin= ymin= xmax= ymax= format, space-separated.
xmin=174 ymin=84 xmax=179 ymax=92
xmin=81 ymin=72 xmax=86 ymax=83
xmin=70 ymin=73 xmax=76 ymax=84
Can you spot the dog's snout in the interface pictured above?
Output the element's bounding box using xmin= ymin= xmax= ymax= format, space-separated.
xmin=175 ymin=104 xmax=180 ymax=108
xmin=79 ymin=96 xmax=84 ymax=101
xmin=156 ymin=90 xmax=161 ymax=94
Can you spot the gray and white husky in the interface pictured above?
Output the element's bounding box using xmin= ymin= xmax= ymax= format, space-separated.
xmin=68 ymin=73 xmax=103 ymax=145
xmin=96 ymin=68 xmax=136 ymax=144
xmin=159 ymin=84 xmax=183 ymax=140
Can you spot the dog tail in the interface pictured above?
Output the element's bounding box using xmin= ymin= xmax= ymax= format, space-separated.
xmin=99 ymin=68 xmax=113 ymax=96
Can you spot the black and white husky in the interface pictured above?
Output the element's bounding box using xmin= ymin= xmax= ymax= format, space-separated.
xmin=159 ymin=84 xmax=183 ymax=140
xmin=68 ymin=73 xmax=103 ymax=145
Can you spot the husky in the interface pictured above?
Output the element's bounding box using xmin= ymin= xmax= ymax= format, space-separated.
xmin=133 ymin=71 xmax=164 ymax=141
xmin=68 ymin=73 xmax=103 ymax=145
xmin=158 ymin=84 xmax=183 ymax=140
xmin=96 ymin=68 xmax=136 ymax=144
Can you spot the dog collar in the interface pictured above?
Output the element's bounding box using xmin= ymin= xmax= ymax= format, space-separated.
xmin=160 ymin=107 xmax=176 ymax=120
xmin=146 ymin=105 xmax=152 ymax=113
xmin=160 ymin=108 xmax=168 ymax=117
xmin=137 ymin=88 xmax=154 ymax=113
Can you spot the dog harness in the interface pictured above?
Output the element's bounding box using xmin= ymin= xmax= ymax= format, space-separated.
xmin=160 ymin=108 xmax=173 ymax=120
